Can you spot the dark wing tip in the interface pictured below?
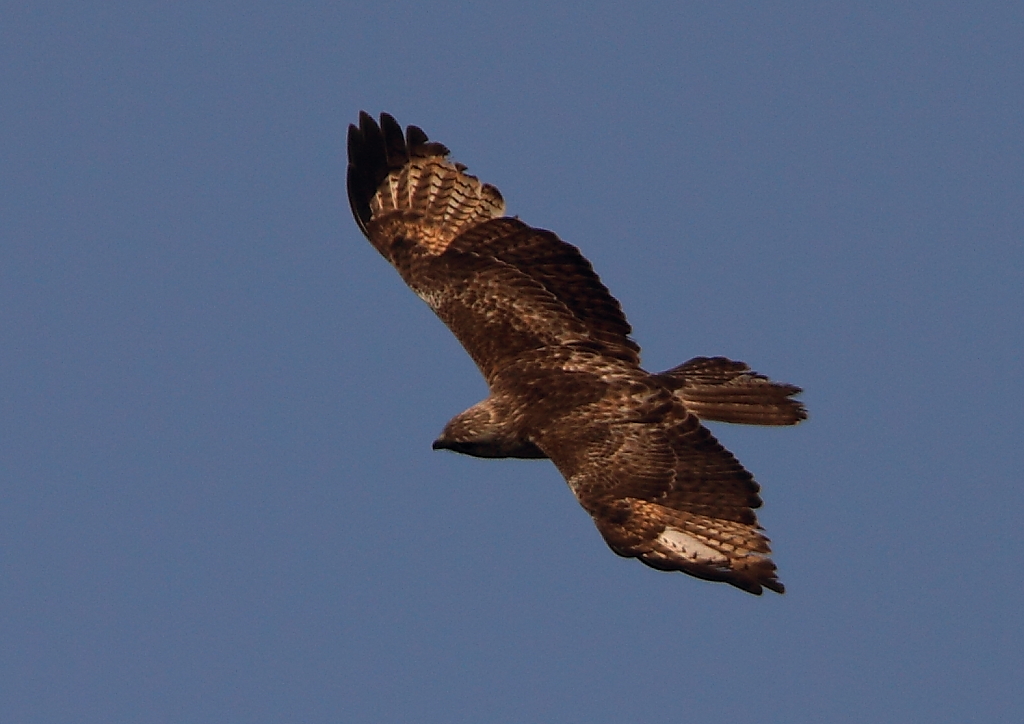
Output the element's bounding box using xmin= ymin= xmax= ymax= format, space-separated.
xmin=406 ymin=123 xmax=450 ymax=157
xmin=347 ymin=112 xmax=389 ymax=237
xmin=379 ymin=113 xmax=407 ymax=165
xmin=346 ymin=111 xmax=450 ymax=238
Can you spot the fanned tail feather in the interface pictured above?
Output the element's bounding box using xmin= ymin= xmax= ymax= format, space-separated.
xmin=660 ymin=356 xmax=807 ymax=426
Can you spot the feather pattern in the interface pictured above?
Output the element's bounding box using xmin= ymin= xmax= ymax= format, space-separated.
xmin=347 ymin=112 xmax=805 ymax=595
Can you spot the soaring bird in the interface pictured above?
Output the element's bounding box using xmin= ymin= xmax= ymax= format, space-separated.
xmin=347 ymin=112 xmax=805 ymax=594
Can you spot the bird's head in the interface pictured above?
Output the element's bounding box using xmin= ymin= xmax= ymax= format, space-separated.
xmin=432 ymin=399 xmax=545 ymax=459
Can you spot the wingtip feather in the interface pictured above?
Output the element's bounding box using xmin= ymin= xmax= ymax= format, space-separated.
xmin=346 ymin=111 xmax=505 ymax=250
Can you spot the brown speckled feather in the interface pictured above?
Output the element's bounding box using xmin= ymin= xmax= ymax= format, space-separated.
xmin=535 ymin=384 xmax=783 ymax=594
xmin=659 ymin=356 xmax=807 ymax=426
xmin=347 ymin=112 xmax=805 ymax=595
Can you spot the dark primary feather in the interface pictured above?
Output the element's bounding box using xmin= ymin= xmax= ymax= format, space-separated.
xmin=347 ymin=111 xmax=451 ymax=237
xmin=346 ymin=112 xmax=805 ymax=595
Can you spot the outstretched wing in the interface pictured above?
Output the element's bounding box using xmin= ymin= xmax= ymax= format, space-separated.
xmin=539 ymin=392 xmax=784 ymax=595
xmin=346 ymin=112 xmax=640 ymax=383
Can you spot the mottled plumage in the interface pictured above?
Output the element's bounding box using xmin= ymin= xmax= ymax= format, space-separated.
xmin=347 ymin=112 xmax=806 ymax=595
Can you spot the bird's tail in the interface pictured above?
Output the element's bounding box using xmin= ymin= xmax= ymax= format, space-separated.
xmin=346 ymin=112 xmax=505 ymax=253
xmin=659 ymin=356 xmax=807 ymax=426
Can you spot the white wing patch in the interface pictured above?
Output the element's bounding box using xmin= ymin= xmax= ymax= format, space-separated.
xmin=415 ymin=287 xmax=444 ymax=312
xmin=656 ymin=528 xmax=729 ymax=564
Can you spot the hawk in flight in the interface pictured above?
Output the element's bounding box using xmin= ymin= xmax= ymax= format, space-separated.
xmin=347 ymin=112 xmax=806 ymax=594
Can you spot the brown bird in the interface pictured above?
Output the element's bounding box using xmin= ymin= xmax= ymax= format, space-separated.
xmin=347 ymin=112 xmax=806 ymax=594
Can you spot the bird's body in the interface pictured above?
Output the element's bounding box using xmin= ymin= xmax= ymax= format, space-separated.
xmin=347 ymin=112 xmax=805 ymax=594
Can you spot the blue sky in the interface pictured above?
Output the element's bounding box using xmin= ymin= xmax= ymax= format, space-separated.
xmin=3 ymin=2 xmax=1022 ymax=722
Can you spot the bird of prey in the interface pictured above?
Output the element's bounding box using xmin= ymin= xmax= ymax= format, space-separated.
xmin=347 ymin=112 xmax=806 ymax=595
